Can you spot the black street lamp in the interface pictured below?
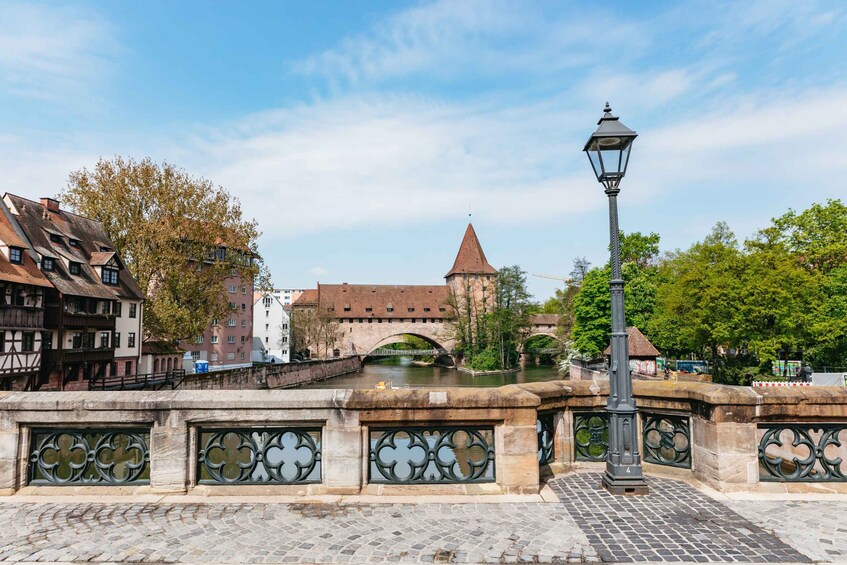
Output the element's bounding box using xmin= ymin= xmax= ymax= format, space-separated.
xmin=583 ymin=102 xmax=649 ymax=495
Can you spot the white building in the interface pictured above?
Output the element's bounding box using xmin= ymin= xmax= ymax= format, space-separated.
xmin=252 ymin=293 xmax=290 ymax=363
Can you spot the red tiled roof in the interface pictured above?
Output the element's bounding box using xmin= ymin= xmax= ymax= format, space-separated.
xmin=604 ymin=326 xmax=660 ymax=358
xmin=531 ymin=314 xmax=561 ymax=325
xmin=296 ymin=283 xmax=452 ymax=319
xmin=0 ymin=202 xmax=52 ymax=289
xmin=445 ymin=223 xmax=497 ymax=278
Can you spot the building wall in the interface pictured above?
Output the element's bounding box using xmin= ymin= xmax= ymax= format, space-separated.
xmin=114 ymin=298 xmax=142 ymax=364
xmin=186 ymin=272 xmax=254 ymax=369
xmin=253 ymin=295 xmax=290 ymax=362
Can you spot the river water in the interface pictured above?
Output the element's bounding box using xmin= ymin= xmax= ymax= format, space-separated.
xmin=301 ymin=356 xmax=563 ymax=389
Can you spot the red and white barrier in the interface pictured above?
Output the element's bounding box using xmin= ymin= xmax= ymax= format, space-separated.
xmin=752 ymin=381 xmax=812 ymax=387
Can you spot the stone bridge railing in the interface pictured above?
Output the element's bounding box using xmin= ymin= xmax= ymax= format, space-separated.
xmin=2 ymin=380 xmax=846 ymax=495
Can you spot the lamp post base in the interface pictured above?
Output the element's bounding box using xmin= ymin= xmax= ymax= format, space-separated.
xmin=602 ymin=472 xmax=649 ymax=496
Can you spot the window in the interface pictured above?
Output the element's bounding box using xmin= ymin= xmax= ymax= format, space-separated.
xmin=240 ymin=352 xmax=245 ymax=360
xmin=408 ymin=307 xmax=415 ymax=312
xmin=228 ymin=285 xmax=236 ymax=293
xmin=100 ymin=332 xmax=109 ymax=348
xmin=229 ymin=302 xmax=236 ymax=310
xmin=191 ymin=351 xmax=200 ymax=360
xmin=41 ymin=258 xmax=55 ymax=271
xmin=42 ymin=332 xmax=52 ymax=350
xmin=282 ymin=350 xmax=288 ymax=356
xmin=378 ymin=318 xmax=382 ymax=324
xmin=365 ymin=307 xmax=372 ymax=312
xmin=241 ymin=319 xmax=245 ymax=327
xmin=265 ymin=324 xmax=269 ymax=331
xmin=100 ymin=246 xmax=111 ymax=252
xmin=241 ymin=303 xmax=246 ymax=311
xmin=211 ymin=335 xmax=219 ymax=344
xmin=9 ymin=248 xmax=22 ymax=264
xmin=439 ymin=307 xmax=446 ymax=312
xmin=72 ymin=332 xmax=82 ymax=349
xmin=0 ymin=332 xmax=5 ymax=353
xmin=227 ymin=352 xmax=235 ymax=360
xmin=241 ymin=286 xmax=246 ymax=294
xmin=281 ymin=336 xmax=288 ymax=344
xmin=129 ymin=303 xmax=137 ymax=318
xmin=196 ymin=335 xmax=204 ymax=344
xmin=265 ymin=337 xmax=269 ymax=344
xmin=230 ymin=268 xmax=237 ymax=277
xmin=125 ymin=361 xmax=132 ymax=375
xmin=114 ymin=333 xmax=121 ymax=348
xmin=100 ymin=301 xmax=110 ymax=314
xmin=127 ymin=333 xmax=136 ymax=348
xmin=113 ymin=301 xmax=122 ymax=317
xmin=211 ymin=318 xmax=218 ymax=326
xmin=69 ymin=239 xmax=80 ymax=248
xmin=102 ymin=268 xmax=118 ymax=285
xmin=21 ymin=332 xmax=34 ymax=352
xmin=227 ymin=335 xmax=235 ymax=343
xmin=240 ymin=335 xmax=245 ymax=342
xmin=282 ymin=323 xmax=288 ymax=330
xmin=265 ymin=310 xmax=269 ymax=317
xmin=227 ymin=319 xmax=236 ymax=327
xmin=69 ymin=262 xmax=81 ymax=275
xmin=50 ymin=234 xmax=62 ymax=243
xmin=211 ymin=353 xmax=218 ymax=361
xmin=387 ymin=307 xmax=394 ymax=312
xmin=423 ymin=307 xmax=431 ymax=312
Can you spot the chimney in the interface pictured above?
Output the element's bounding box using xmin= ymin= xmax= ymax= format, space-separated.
xmin=41 ymin=198 xmax=60 ymax=213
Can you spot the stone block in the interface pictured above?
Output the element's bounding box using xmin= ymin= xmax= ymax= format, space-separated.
xmin=323 ymin=455 xmax=362 ymax=489
xmin=692 ymin=445 xmax=756 ymax=488
xmin=496 ymin=454 xmax=539 ymax=493
xmin=692 ymin=417 xmax=756 ymax=454
xmin=497 ymin=425 xmax=538 ymax=456
xmin=322 ymin=426 xmax=362 ymax=460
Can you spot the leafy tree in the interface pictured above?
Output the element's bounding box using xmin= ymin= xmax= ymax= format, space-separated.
xmin=648 ymin=223 xmax=747 ymax=382
xmin=490 ymin=265 xmax=534 ymax=369
xmin=290 ymin=307 xmax=342 ymax=359
xmin=770 ymin=199 xmax=847 ymax=273
xmin=618 ymin=231 xmax=660 ymax=267
xmin=61 ymin=156 xmax=270 ymax=342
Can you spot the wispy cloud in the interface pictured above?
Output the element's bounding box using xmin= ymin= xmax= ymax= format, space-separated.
xmin=0 ymin=2 xmax=117 ymax=100
xmin=308 ymin=266 xmax=329 ymax=277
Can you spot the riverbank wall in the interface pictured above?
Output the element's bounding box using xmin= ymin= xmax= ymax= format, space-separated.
xmin=178 ymin=356 xmax=362 ymax=390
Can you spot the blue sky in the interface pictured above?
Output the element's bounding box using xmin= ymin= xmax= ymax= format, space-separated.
xmin=1 ymin=1 xmax=846 ymax=300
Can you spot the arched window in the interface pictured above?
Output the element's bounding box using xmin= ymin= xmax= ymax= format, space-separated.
xmin=154 ymin=359 xmax=160 ymax=373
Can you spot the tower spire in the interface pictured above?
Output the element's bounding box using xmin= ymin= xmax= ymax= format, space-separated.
xmin=445 ymin=223 xmax=497 ymax=279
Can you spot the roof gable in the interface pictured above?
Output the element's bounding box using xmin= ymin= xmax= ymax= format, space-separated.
xmin=604 ymin=326 xmax=660 ymax=358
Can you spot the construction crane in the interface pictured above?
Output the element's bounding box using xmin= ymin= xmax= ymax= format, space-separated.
xmin=532 ymin=273 xmax=573 ymax=284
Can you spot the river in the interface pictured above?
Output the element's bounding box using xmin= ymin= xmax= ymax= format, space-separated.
xmin=301 ymin=356 xmax=564 ymax=388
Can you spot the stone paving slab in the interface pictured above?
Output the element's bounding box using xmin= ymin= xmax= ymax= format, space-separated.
xmin=0 ymin=472 xmax=844 ymax=564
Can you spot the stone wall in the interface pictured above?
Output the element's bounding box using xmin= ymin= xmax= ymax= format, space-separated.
xmin=4 ymin=380 xmax=847 ymax=497
xmin=178 ymin=356 xmax=362 ymax=390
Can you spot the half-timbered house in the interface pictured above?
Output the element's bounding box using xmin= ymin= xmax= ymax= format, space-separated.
xmin=3 ymin=195 xmax=145 ymax=390
xmin=0 ymin=200 xmax=53 ymax=390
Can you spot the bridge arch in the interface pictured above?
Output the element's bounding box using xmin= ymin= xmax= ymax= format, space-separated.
xmin=361 ymin=333 xmax=455 ymax=366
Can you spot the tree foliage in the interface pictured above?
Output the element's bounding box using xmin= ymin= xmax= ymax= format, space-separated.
xmin=290 ymin=307 xmax=343 ymax=359
xmin=61 ymin=157 xmax=270 ymax=342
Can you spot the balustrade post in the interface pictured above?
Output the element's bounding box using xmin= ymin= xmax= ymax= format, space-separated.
xmin=322 ymin=409 xmax=362 ymax=494
xmin=149 ymin=410 xmax=190 ymax=494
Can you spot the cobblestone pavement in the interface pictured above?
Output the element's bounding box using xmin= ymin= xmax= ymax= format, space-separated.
xmin=0 ymin=500 xmax=596 ymax=563
xmin=729 ymin=500 xmax=847 ymax=563
xmin=549 ymin=474 xmax=810 ymax=563
xmin=0 ymin=473 xmax=843 ymax=563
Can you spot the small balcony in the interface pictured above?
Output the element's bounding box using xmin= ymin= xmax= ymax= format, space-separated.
xmin=0 ymin=306 xmax=44 ymax=329
xmin=42 ymin=347 xmax=115 ymax=365
xmin=44 ymin=309 xmax=116 ymax=330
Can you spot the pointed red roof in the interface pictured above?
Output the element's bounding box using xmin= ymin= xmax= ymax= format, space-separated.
xmin=445 ymin=223 xmax=497 ymax=278
xmin=604 ymin=326 xmax=660 ymax=358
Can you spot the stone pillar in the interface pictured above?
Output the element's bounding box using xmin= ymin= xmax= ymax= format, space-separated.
xmin=149 ymin=410 xmax=190 ymax=494
xmin=691 ymin=415 xmax=758 ymax=490
xmin=322 ymin=409 xmax=362 ymax=494
xmin=0 ymin=425 xmax=19 ymax=495
xmin=496 ymin=407 xmax=540 ymax=494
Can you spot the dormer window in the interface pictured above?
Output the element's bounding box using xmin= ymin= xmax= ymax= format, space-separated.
xmin=9 ymin=248 xmax=22 ymax=264
xmin=50 ymin=234 xmax=63 ymax=243
xmin=41 ymin=258 xmax=55 ymax=271
xmin=69 ymin=239 xmax=80 ymax=248
xmin=365 ymin=307 xmax=373 ymax=312
xmin=69 ymin=262 xmax=81 ymax=275
xmin=101 ymin=267 xmax=119 ymax=285
xmin=100 ymin=246 xmax=111 ymax=252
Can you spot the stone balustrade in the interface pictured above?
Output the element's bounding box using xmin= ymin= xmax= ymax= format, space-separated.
xmin=2 ymin=379 xmax=847 ymax=496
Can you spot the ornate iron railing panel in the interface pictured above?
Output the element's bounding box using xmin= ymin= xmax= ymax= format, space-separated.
xmin=642 ymin=413 xmax=691 ymax=468
xmin=197 ymin=428 xmax=321 ymax=484
xmin=29 ymin=428 xmax=150 ymax=485
xmin=537 ymin=413 xmax=555 ymax=464
xmin=573 ymin=412 xmax=609 ymax=461
xmin=369 ymin=427 xmax=495 ymax=484
xmin=758 ymin=424 xmax=847 ymax=482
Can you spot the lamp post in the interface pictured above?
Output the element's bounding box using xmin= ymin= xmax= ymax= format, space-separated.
xmin=583 ymin=103 xmax=649 ymax=495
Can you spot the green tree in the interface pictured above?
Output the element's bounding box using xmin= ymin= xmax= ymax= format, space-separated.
xmin=61 ymin=157 xmax=270 ymax=342
xmin=770 ymin=199 xmax=847 ymax=273
xmin=618 ymin=231 xmax=660 ymax=267
xmin=648 ymin=223 xmax=746 ymax=382
xmin=489 ymin=265 xmax=534 ymax=369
